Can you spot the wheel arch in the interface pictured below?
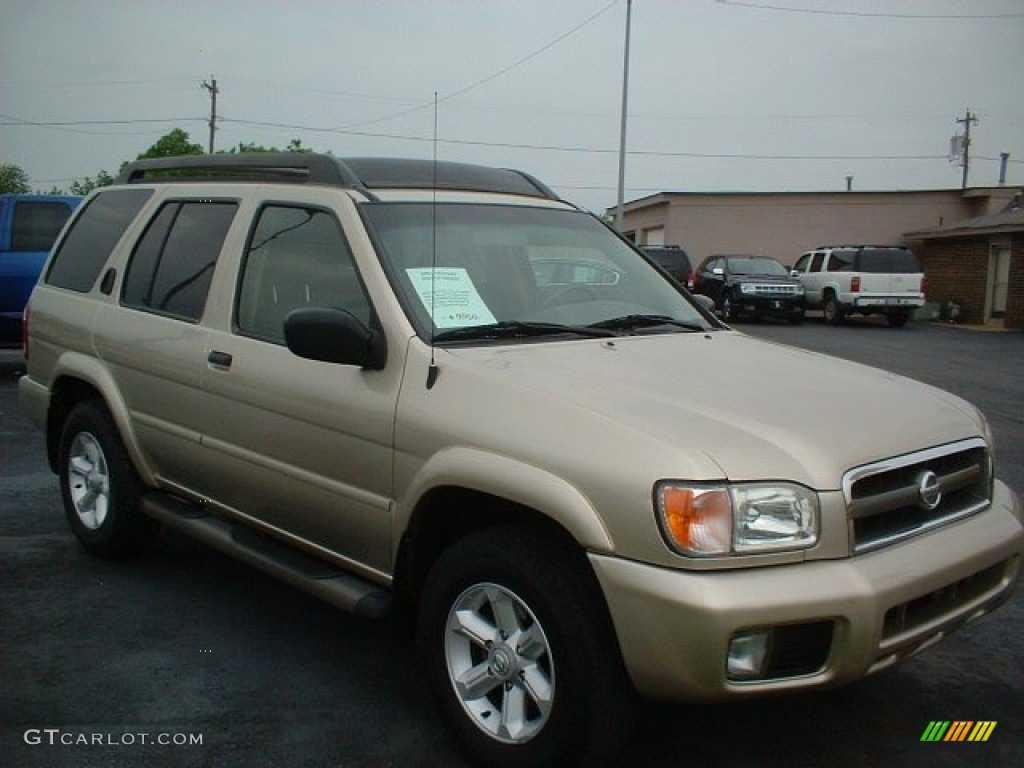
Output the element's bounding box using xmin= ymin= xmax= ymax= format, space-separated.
xmin=44 ymin=354 xmax=153 ymax=484
xmin=391 ymin=448 xmax=614 ymax=633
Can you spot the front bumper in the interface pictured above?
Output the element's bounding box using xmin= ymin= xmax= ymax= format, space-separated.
xmin=735 ymin=295 xmax=805 ymax=317
xmin=590 ymin=478 xmax=1022 ymax=700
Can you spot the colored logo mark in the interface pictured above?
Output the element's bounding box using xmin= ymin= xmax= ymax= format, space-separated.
xmin=921 ymin=721 xmax=997 ymax=742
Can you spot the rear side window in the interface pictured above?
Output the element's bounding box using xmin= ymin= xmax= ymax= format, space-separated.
xmin=123 ymin=201 xmax=237 ymax=321
xmin=826 ymin=251 xmax=855 ymax=271
xmin=46 ymin=189 xmax=153 ymax=292
xmin=11 ymin=201 xmax=75 ymax=252
xmin=857 ymin=248 xmax=920 ymax=274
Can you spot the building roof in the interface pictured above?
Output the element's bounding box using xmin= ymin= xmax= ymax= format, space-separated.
xmin=905 ymin=197 xmax=1024 ymax=240
xmin=613 ymin=187 xmax=1017 ymax=216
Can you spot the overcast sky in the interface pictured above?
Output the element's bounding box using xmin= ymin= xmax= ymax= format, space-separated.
xmin=2 ymin=0 xmax=1022 ymax=212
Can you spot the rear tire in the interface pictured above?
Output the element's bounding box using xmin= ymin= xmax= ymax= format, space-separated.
xmin=58 ymin=400 xmax=158 ymax=558
xmin=887 ymin=310 xmax=911 ymax=328
xmin=417 ymin=526 xmax=635 ymax=768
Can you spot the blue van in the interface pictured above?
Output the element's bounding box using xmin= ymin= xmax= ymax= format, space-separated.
xmin=0 ymin=194 xmax=81 ymax=343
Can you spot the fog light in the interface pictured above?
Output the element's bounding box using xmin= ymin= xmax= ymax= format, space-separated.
xmin=727 ymin=630 xmax=770 ymax=680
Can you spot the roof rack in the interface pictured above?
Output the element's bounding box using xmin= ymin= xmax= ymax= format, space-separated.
xmin=812 ymin=244 xmax=909 ymax=250
xmin=115 ymin=153 xmax=560 ymax=200
xmin=116 ymin=153 xmax=362 ymax=186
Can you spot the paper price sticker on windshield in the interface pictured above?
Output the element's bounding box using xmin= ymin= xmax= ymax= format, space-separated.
xmin=407 ymin=268 xmax=497 ymax=329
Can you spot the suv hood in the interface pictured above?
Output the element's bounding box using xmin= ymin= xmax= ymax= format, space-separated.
xmin=446 ymin=331 xmax=984 ymax=490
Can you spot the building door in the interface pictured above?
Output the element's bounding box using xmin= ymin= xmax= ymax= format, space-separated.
xmin=644 ymin=226 xmax=664 ymax=246
xmin=987 ymin=245 xmax=1011 ymax=319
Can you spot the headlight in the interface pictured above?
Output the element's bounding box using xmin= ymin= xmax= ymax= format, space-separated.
xmin=738 ymin=283 xmax=757 ymax=295
xmin=794 ymin=284 xmax=805 ymax=295
xmin=656 ymin=481 xmax=819 ymax=556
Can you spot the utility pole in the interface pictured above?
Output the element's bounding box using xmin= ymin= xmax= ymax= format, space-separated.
xmin=955 ymin=108 xmax=978 ymax=189
xmin=614 ymin=0 xmax=632 ymax=233
xmin=201 ymin=76 xmax=219 ymax=154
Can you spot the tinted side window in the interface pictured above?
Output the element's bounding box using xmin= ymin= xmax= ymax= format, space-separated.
xmin=46 ymin=189 xmax=153 ymax=293
xmin=858 ymin=248 xmax=921 ymax=274
xmin=123 ymin=201 xmax=237 ymax=321
xmin=11 ymin=201 xmax=75 ymax=252
xmin=809 ymin=253 xmax=824 ymax=272
xmin=827 ymin=251 xmax=855 ymax=271
xmin=793 ymin=253 xmax=810 ymax=271
xmin=236 ymin=205 xmax=370 ymax=343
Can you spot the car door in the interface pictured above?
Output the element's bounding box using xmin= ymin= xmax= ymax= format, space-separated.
xmin=93 ymin=196 xmax=239 ymax=487
xmin=794 ymin=251 xmax=825 ymax=306
xmin=197 ymin=200 xmax=399 ymax=575
xmin=697 ymin=257 xmax=723 ymax=304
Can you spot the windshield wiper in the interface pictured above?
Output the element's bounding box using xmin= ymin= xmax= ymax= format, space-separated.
xmin=587 ymin=314 xmax=709 ymax=334
xmin=433 ymin=321 xmax=616 ymax=343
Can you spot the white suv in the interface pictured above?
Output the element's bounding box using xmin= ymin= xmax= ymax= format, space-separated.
xmin=791 ymin=245 xmax=925 ymax=326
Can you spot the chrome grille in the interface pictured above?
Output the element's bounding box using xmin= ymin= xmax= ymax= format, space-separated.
xmin=843 ymin=439 xmax=991 ymax=554
xmin=748 ymin=283 xmax=799 ymax=295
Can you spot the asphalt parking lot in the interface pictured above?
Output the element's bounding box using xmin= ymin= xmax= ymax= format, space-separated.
xmin=2 ymin=318 xmax=1022 ymax=767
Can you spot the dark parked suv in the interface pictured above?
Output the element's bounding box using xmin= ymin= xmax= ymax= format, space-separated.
xmin=693 ymin=254 xmax=805 ymax=323
xmin=640 ymin=245 xmax=693 ymax=288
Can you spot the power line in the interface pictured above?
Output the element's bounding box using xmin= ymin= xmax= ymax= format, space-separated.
xmin=443 ymin=0 xmax=619 ymax=102
xmin=3 ymin=112 xmax=1001 ymax=164
xmin=219 ymin=116 xmax=949 ymax=161
xmin=334 ymin=0 xmax=619 ymax=131
xmin=717 ymin=1 xmax=1024 ymax=19
xmin=0 ymin=77 xmax=199 ymax=89
xmin=0 ymin=115 xmax=202 ymax=126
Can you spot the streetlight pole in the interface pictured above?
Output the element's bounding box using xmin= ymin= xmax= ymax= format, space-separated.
xmin=615 ymin=0 xmax=632 ymax=232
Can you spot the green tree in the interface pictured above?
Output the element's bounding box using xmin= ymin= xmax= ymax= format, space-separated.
xmin=70 ymin=170 xmax=115 ymax=196
xmin=0 ymin=163 xmax=31 ymax=194
xmin=137 ymin=128 xmax=204 ymax=159
xmin=221 ymin=138 xmax=313 ymax=154
xmin=59 ymin=129 xmax=317 ymax=198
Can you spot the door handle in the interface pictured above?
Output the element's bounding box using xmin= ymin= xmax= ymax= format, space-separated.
xmin=207 ymin=350 xmax=233 ymax=368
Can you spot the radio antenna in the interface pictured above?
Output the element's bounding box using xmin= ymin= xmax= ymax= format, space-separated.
xmin=426 ymin=91 xmax=440 ymax=390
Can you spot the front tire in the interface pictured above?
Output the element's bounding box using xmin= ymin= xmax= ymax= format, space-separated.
xmin=823 ymin=293 xmax=844 ymax=325
xmin=417 ymin=526 xmax=634 ymax=768
xmin=58 ymin=400 xmax=158 ymax=558
xmin=721 ymin=293 xmax=738 ymax=322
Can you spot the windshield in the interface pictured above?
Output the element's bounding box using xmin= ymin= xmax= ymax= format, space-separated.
xmin=727 ymin=256 xmax=787 ymax=276
xmin=361 ymin=203 xmax=715 ymax=341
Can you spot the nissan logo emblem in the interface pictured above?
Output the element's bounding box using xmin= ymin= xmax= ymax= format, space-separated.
xmin=917 ymin=470 xmax=942 ymax=511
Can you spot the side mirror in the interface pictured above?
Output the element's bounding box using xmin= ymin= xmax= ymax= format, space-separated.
xmin=284 ymin=307 xmax=386 ymax=369
xmin=692 ymin=294 xmax=716 ymax=313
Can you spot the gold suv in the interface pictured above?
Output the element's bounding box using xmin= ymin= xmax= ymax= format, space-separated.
xmin=20 ymin=155 xmax=1023 ymax=768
